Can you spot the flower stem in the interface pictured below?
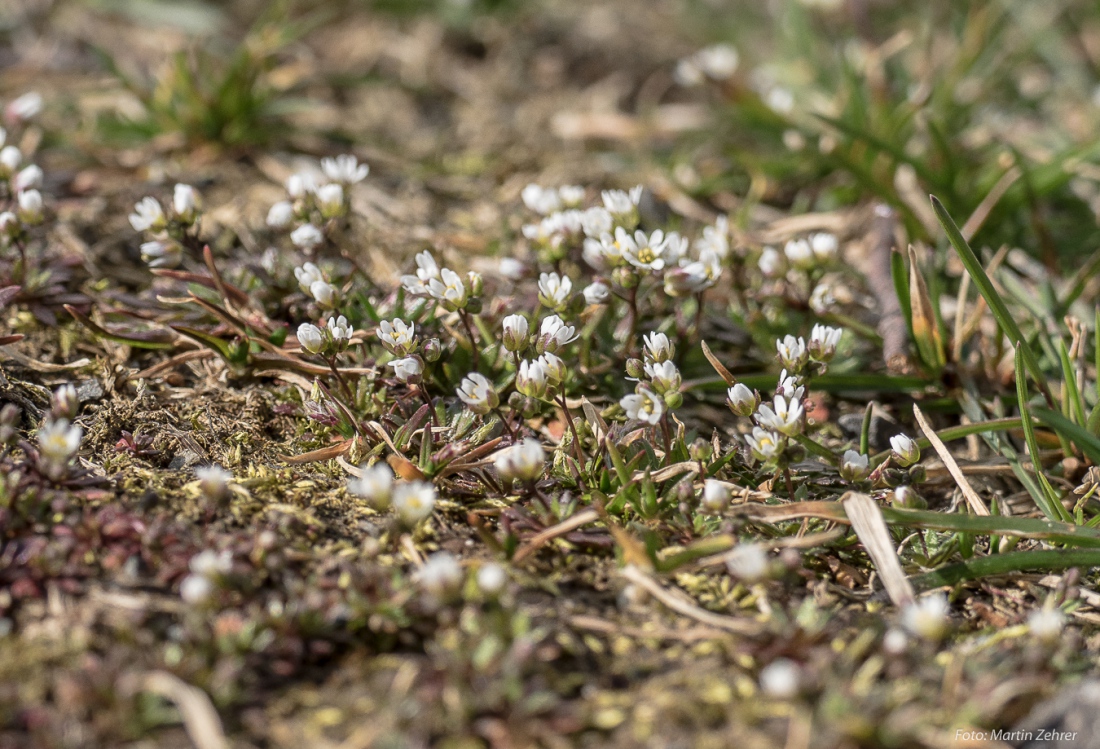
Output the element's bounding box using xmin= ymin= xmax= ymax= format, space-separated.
xmin=460 ymin=310 xmax=480 ymax=370
xmin=557 ymin=394 xmax=586 ymax=466
xmin=326 ymin=356 xmax=354 ymax=402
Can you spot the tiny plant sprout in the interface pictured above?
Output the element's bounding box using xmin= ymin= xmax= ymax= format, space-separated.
xmin=494 ymin=438 xmax=546 ymax=483
xmin=392 ymin=480 xmax=437 ymax=526
xmin=477 ymin=562 xmax=508 ymax=598
xmin=759 ymin=658 xmax=801 ymax=699
xmin=901 ymin=593 xmax=949 ymax=642
xmin=501 ymin=314 xmax=529 ymax=353
xmin=37 ymin=418 xmax=82 ymax=481
xmin=839 ymin=450 xmax=870 ymax=482
xmin=620 ymin=388 xmax=664 ymax=425
xmin=456 ymin=372 xmax=499 ymax=415
xmin=700 ymin=479 xmax=731 ymax=513
xmin=418 ymin=551 xmax=463 ymax=600
xmin=890 ymin=434 xmax=921 ymax=467
xmin=1028 ymin=607 xmax=1065 ymax=644
xmin=725 ymin=543 xmax=768 ymax=583
xmin=196 ymin=465 xmax=233 ymax=503
xmin=727 ymin=383 xmax=757 ymax=417
xmin=347 ymin=462 xmax=394 ymax=512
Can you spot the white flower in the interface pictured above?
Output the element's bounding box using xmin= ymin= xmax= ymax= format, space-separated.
xmin=0 ymin=211 xmax=17 ymax=236
xmin=901 ymin=594 xmax=949 ymax=642
xmin=759 ymin=659 xmax=800 ymax=699
xmin=189 ymin=549 xmax=231 ymax=578
xmin=810 ymin=281 xmax=836 ymax=314
xmin=701 ymin=479 xmax=731 ymax=513
xmin=755 ymin=394 xmax=804 ymax=436
xmin=783 ymin=238 xmax=814 ymax=269
xmin=172 ymin=183 xmax=199 ymax=222
xmin=327 ymin=315 xmax=353 ymax=344
xmin=1028 ymin=607 xmax=1065 ymax=644
xmin=620 ymin=228 xmax=671 ymax=272
xmin=5 ymin=92 xmax=43 ymax=123
xmin=499 ymin=257 xmax=524 ymax=280
xmin=745 ymin=427 xmax=783 ymax=462
xmin=765 ymin=87 xmax=795 ymax=113
xmin=558 ymin=185 xmax=585 ymax=206
xmin=582 ymin=234 xmax=622 ymax=270
xmin=309 ymin=280 xmax=338 ymax=308
xmin=621 ymin=389 xmax=664 ymax=425
xmin=776 ymin=335 xmax=808 ymax=371
xmin=315 ymin=182 xmax=344 ymax=218
xmin=537 ymin=272 xmax=573 ymax=310
xmin=400 ymin=252 xmax=443 ymax=297
xmin=580 ymin=206 xmax=613 ymax=237
xmin=727 ymin=383 xmax=756 ymax=416
xmin=428 ymin=268 xmax=468 ymax=310
xmin=583 ymin=281 xmax=610 ymax=305
xmin=0 ymin=145 xmax=21 ymax=174
xmin=643 ymin=332 xmax=674 ymax=363
xmin=776 ymin=369 xmax=804 ymax=401
xmin=726 ymin=543 xmax=768 ymax=582
xmin=601 ymin=186 xmax=643 ymax=216
xmin=538 ymin=351 xmax=567 ymax=385
xmin=521 ymin=184 xmax=562 ymax=215
xmin=477 ymin=563 xmax=507 ymax=597
xmin=195 ymin=465 xmax=233 ymax=502
xmin=890 ymin=434 xmax=921 ymax=467
xmin=140 ymin=240 xmax=181 ymax=269
xmin=758 ymin=246 xmax=784 ymax=277
xmin=377 ymin=319 xmax=417 ymax=356
xmin=644 ymin=360 xmax=681 ymax=394
xmin=882 ymin=628 xmax=909 ymax=655
xmin=291 ymin=223 xmax=324 ymax=251
xmin=321 ymin=154 xmax=369 ymax=184
xmin=16 ymin=189 xmax=42 ymax=223
xmin=13 ymin=164 xmax=42 ymax=192
xmin=418 ymin=551 xmax=463 ymax=599
xmin=809 ymin=324 xmax=842 ymax=361
xmin=294 ymin=263 xmax=325 ymax=293
xmin=457 ymin=372 xmax=499 ymax=415
xmin=348 ymin=463 xmax=394 ymax=511
xmin=388 ymin=356 xmax=422 ymax=383
xmin=516 ymin=359 xmax=548 ymax=398
xmin=840 ymin=450 xmax=870 ymax=482
xmin=286 ymin=172 xmax=316 ymax=198
xmin=494 ymin=438 xmax=546 ymax=483
xmin=695 ymin=44 xmax=739 ymax=80
xmin=180 ymin=574 xmax=214 ymax=605
xmin=267 ymin=200 xmax=294 ymax=228
xmin=501 ymin=314 xmax=529 ymax=353
xmin=537 ymin=315 xmax=577 ymax=354
xmin=129 ymin=197 xmax=165 ymax=232
xmin=297 ymin=323 xmax=324 ymax=354
xmin=393 ymin=480 xmax=437 ymax=525
xmin=38 ymin=418 xmax=82 ymax=478
xmin=674 ymin=58 xmax=705 ymax=87
xmin=809 ymin=232 xmax=838 ymax=261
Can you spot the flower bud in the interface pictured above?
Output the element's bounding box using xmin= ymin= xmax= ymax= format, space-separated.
xmin=611 ymin=265 xmax=638 ymax=289
xmin=501 ymin=314 xmax=529 ymax=353
xmin=700 ymin=479 xmax=731 ymax=513
xmin=315 ymin=183 xmax=344 ymax=219
xmin=625 ymin=358 xmax=645 ymax=379
xmin=891 ymin=485 xmax=927 ymax=510
xmin=422 ymin=338 xmax=442 ymax=362
xmin=727 ymin=383 xmax=757 ymax=417
xmin=516 ymin=359 xmax=548 ymax=399
xmin=688 ymin=438 xmax=712 ymax=462
xmin=839 ymin=449 xmax=870 ymax=482
xmin=494 ymin=438 xmax=546 ymax=483
xmin=890 ymin=434 xmax=921 ymax=467
xmin=467 ymin=271 xmax=484 ymax=297
xmin=663 ymin=391 xmax=684 ymax=410
xmin=196 ymin=465 xmax=233 ymax=504
xmin=16 ymin=189 xmax=42 ymax=225
xmin=297 ymin=323 xmax=324 ymax=354
xmin=388 ymin=356 xmax=423 ymax=384
xmin=51 ymin=384 xmax=79 ymax=421
xmin=172 ymin=184 xmax=200 ymax=224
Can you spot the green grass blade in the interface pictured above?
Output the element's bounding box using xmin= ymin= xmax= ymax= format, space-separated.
xmin=908 ymin=549 xmax=1100 ymax=591
xmin=1015 ymin=347 xmax=1067 ymax=521
xmin=1034 ymin=406 xmax=1100 ymax=466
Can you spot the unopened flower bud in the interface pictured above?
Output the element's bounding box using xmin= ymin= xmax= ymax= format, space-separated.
xmin=727 ymin=383 xmax=757 ymax=417
xmin=50 ymin=384 xmax=79 ymax=421
xmin=891 ymin=485 xmax=926 ymax=510
xmin=16 ymin=189 xmax=42 ymax=225
xmin=422 ymin=338 xmax=442 ymax=362
xmin=467 ymin=271 xmax=484 ymax=297
xmin=700 ymin=479 xmax=731 ymax=513
xmin=890 ymin=434 xmax=921 ymax=467
xmin=196 ymin=465 xmax=233 ymax=504
xmin=688 ymin=438 xmax=712 ymax=462
xmin=839 ymin=449 xmax=870 ymax=482
xmin=501 ymin=314 xmax=529 ymax=353
xmin=625 ymin=358 xmax=645 ymax=379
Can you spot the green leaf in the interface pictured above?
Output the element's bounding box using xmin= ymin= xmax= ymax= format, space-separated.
xmin=65 ymin=305 xmax=175 ymax=350
xmin=909 ymin=549 xmax=1100 ymax=591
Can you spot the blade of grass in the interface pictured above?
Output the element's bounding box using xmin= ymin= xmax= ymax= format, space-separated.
xmin=1015 ymin=348 xmax=1070 ymax=521
xmin=908 ymin=548 xmax=1100 ymax=591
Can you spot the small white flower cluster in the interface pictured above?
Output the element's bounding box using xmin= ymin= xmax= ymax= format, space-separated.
xmin=494 ymin=438 xmax=545 ymax=483
xmin=180 ymin=548 xmax=232 ymax=605
xmin=347 ymin=461 xmax=438 ymax=527
xmin=129 ymin=183 xmax=202 ymax=268
xmin=0 ymin=94 xmax=46 ymax=246
xmin=674 ymin=44 xmax=740 ymax=87
xmin=297 ymin=314 xmax=355 ymax=358
xmin=294 ymin=262 xmax=340 ymax=309
xmin=400 ymin=250 xmax=482 ymax=313
xmin=267 ymin=154 xmax=368 ymax=251
xmin=620 ymin=332 xmax=682 ymax=425
xmin=758 ymin=233 xmax=840 ymax=312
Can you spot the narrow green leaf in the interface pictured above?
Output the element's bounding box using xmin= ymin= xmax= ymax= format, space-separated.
xmin=909 ymin=549 xmax=1100 ymax=591
xmin=1015 ymin=347 xmax=1066 ymax=521
xmin=1034 ymin=406 xmax=1100 ymax=466
xmin=66 ymin=305 xmax=175 ymax=350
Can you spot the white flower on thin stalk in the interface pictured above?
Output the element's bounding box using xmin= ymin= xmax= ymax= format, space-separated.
xmin=755 ymin=394 xmax=804 ymax=436
xmin=601 ymin=186 xmax=643 ymax=216
xmin=494 ymin=438 xmax=546 ymax=483
xmin=38 ymin=418 xmax=82 ymax=478
xmin=294 ymin=263 xmax=325 ymax=294
xmin=428 ymin=268 xmax=468 ymax=310
xmin=644 ymin=361 xmax=681 ymax=394
xmin=664 ymin=251 xmax=721 ymax=296
xmin=180 ymin=574 xmax=214 ymax=605
xmin=267 ymin=200 xmax=294 ymax=228
xmin=537 ymin=352 xmax=567 ymax=386
xmin=784 ymin=238 xmax=814 ymax=269
xmin=558 ymin=185 xmax=585 ymax=206
xmin=286 ymin=172 xmax=316 ymax=198
xmin=536 ymin=315 xmax=577 ymax=354
xmin=583 ymin=281 xmax=610 ymax=305
xmin=839 ymin=450 xmax=870 ymax=482
xmin=745 ymin=427 xmax=783 ymax=462
xmin=498 ymin=257 xmax=524 ymax=280
xmin=393 ymin=480 xmax=437 ymax=526
xmin=776 ymin=369 xmax=805 ymax=401
xmin=0 ymin=211 xmax=18 ymax=237
xmin=727 ymin=383 xmax=757 ymax=417
xmin=5 ymin=92 xmax=43 ymax=124
xmin=582 ymin=233 xmax=623 ymax=270
xmin=809 ymin=281 xmax=836 ymax=314
xmin=129 ymin=197 xmax=165 ymax=232
xmin=537 ymin=272 xmax=573 ymax=310
xmin=516 ymin=359 xmax=549 ymax=399
xmin=0 ymin=145 xmax=21 ymax=175
xmin=477 ymin=563 xmax=507 ymax=597
xmin=348 ymin=462 xmax=394 ymax=511
xmin=759 ymin=659 xmax=800 ymax=699
xmin=13 ymin=164 xmax=42 ymax=192
xmin=377 ymin=319 xmax=417 ymax=356
xmin=196 ymin=465 xmax=233 ymax=503
xmin=643 ymin=332 xmax=674 ymax=363
xmin=501 ymin=314 xmax=529 ymax=353
xmin=620 ymin=228 xmax=673 ymax=272
xmin=321 ymin=154 xmax=369 ymax=184
xmin=140 ymin=240 xmax=181 ymax=269
xmin=809 ymin=324 xmax=842 ymax=362
xmin=695 ymin=44 xmax=739 ymax=80
xmin=456 ymin=372 xmax=499 ymax=415
xmin=418 ymin=551 xmax=464 ymax=600
xmin=1028 ymin=607 xmax=1065 ymax=644
xmin=388 ymin=356 xmax=422 ymax=383
xmin=521 ymin=184 xmax=562 ymax=215
xmin=297 ymin=323 xmax=324 ymax=354
xmin=901 ymin=593 xmax=949 ymax=642
xmin=16 ymin=189 xmax=42 ymax=224
xmin=173 ymin=184 xmax=200 ymax=222
xmin=890 ymin=434 xmax=921 ymax=466
xmin=315 ymin=182 xmax=344 ymax=219
xmin=809 ymin=232 xmax=838 ymax=262
xmin=758 ymin=246 xmax=784 ymax=277
xmin=309 ymin=280 xmax=338 ymax=308
xmin=580 ymin=206 xmax=613 ymax=237
xmin=290 ymin=223 xmax=324 ymax=251
xmin=700 ymin=479 xmax=731 ymax=513
xmin=776 ymin=335 xmax=808 ymax=371
xmin=327 ymin=315 xmax=353 ymax=345
xmin=620 ymin=388 xmax=664 ymax=425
